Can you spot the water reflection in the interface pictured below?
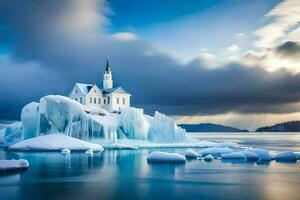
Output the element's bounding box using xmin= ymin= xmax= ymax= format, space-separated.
xmin=0 ymin=148 xmax=300 ymax=200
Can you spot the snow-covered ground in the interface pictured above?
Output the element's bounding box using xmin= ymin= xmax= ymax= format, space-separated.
xmin=9 ymin=134 xmax=104 ymax=152
xmin=0 ymin=159 xmax=29 ymax=171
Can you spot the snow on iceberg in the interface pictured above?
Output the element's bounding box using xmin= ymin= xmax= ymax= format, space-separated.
xmin=19 ymin=95 xmax=190 ymax=144
xmin=0 ymin=159 xmax=29 ymax=171
xmin=275 ymin=151 xmax=297 ymax=161
xmin=147 ymin=151 xmax=186 ymax=163
xmin=9 ymin=134 xmax=104 ymax=152
xmin=221 ymin=152 xmax=246 ymax=160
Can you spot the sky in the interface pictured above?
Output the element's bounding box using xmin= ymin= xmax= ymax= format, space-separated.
xmin=1 ymin=0 xmax=300 ymax=130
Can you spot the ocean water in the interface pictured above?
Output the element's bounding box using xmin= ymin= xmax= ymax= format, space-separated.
xmin=0 ymin=133 xmax=300 ymax=200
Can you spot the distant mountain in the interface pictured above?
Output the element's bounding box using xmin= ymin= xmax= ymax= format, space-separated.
xmin=256 ymin=121 xmax=300 ymax=132
xmin=178 ymin=123 xmax=249 ymax=132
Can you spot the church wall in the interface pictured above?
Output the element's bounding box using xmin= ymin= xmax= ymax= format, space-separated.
xmin=69 ymin=85 xmax=86 ymax=104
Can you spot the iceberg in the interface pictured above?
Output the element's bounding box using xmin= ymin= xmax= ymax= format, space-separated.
xmin=147 ymin=151 xmax=186 ymax=163
xmin=185 ymin=149 xmax=198 ymax=158
xmin=246 ymin=148 xmax=272 ymax=161
xmin=9 ymin=134 xmax=104 ymax=152
xmin=203 ymin=154 xmax=214 ymax=161
xmin=18 ymin=95 xmax=190 ymax=145
xmin=241 ymin=151 xmax=260 ymax=160
xmin=0 ymin=159 xmax=29 ymax=171
xmin=0 ymin=122 xmax=22 ymax=147
xmin=199 ymin=147 xmax=234 ymax=157
xmin=275 ymin=151 xmax=297 ymax=161
xmin=221 ymin=152 xmax=247 ymax=160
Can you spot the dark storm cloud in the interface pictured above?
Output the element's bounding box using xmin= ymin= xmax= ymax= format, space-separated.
xmin=275 ymin=41 xmax=300 ymax=60
xmin=1 ymin=0 xmax=300 ymax=119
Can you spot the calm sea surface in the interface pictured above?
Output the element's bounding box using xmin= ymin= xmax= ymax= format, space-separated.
xmin=0 ymin=132 xmax=300 ymax=200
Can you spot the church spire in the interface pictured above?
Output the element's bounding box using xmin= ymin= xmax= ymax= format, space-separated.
xmin=103 ymin=58 xmax=113 ymax=89
xmin=105 ymin=58 xmax=111 ymax=72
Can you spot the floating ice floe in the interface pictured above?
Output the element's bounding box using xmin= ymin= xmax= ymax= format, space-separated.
xmin=147 ymin=151 xmax=186 ymax=163
xmin=61 ymin=148 xmax=71 ymax=154
xmin=241 ymin=151 xmax=260 ymax=160
xmin=221 ymin=152 xmax=247 ymax=160
xmin=9 ymin=134 xmax=104 ymax=152
xmin=85 ymin=149 xmax=94 ymax=156
xmin=245 ymin=148 xmax=272 ymax=161
xmin=215 ymin=142 xmax=239 ymax=148
xmin=185 ymin=149 xmax=198 ymax=158
xmin=275 ymin=151 xmax=297 ymax=161
xmin=203 ymin=154 xmax=214 ymax=161
xmin=199 ymin=147 xmax=234 ymax=157
xmin=0 ymin=159 xmax=29 ymax=171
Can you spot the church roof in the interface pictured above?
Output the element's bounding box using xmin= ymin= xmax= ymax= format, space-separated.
xmin=103 ymin=86 xmax=131 ymax=95
xmin=75 ymin=83 xmax=130 ymax=95
xmin=75 ymin=83 xmax=93 ymax=95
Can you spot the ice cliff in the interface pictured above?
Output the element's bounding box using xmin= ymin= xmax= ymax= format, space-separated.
xmin=1 ymin=95 xmax=189 ymax=146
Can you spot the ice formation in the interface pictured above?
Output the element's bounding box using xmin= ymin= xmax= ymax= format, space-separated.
xmin=275 ymin=151 xmax=297 ymax=161
xmin=221 ymin=152 xmax=247 ymax=160
xmin=203 ymin=154 xmax=214 ymax=161
xmin=245 ymin=148 xmax=272 ymax=161
xmin=0 ymin=159 xmax=29 ymax=171
xmin=199 ymin=147 xmax=234 ymax=157
xmin=19 ymin=95 xmax=189 ymax=144
xmin=85 ymin=149 xmax=94 ymax=156
xmin=9 ymin=134 xmax=104 ymax=152
xmin=0 ymin=122 xmax=22 ymax=147
xmin=185 ymin=149 xmax=198 ymax=158
xmin=61 ymin=148 xmax=71 ymax=154
xmin=147 ymin=151 xmax=186 ymax=163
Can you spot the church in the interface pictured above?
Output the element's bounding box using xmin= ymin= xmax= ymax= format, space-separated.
xmin=69 ymin=60 xmax=131 ymax=113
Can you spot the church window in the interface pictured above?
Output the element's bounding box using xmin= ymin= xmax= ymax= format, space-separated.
xmin=98 ymin=98 xmax=101 ymax=104
xmin=108 ymin=96 xmax=110 ymax=104
xmin=104 ymin=99 xmax=106 ymax=104
xmin=80 ymin=97 xmax=82 ymax=103
xmin=75 ymin=89 xmax=78 ymax=93
xmin=75 ymin=98 xmax=77 ymax=101
xmin=90 ymin=97 xmax=92 ymax=103
xmin=94 ymin=98 xmax=96 ymax=104
xmin=117 ymin=97 xmax=119 ymax=104
xmin=123 ymin=98 xmax=125 ymax=105
xmin=94 ymin=90 xmax=96 ymax=93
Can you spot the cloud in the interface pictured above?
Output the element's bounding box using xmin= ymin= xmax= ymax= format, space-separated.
xmin=1 ymin=0 xmax=300 ymax=120
xmin=254 ymin=0 xmax=300 ymax=48
xmin=236 ymin=33 xmax=244 ymax=37
xmin=227 ymin=44 xmax=239 ymax=52
xmin=243 ymin=41 xmax=300 ymax=73
xmin=111 ymin=32 xmax=138 ymax=41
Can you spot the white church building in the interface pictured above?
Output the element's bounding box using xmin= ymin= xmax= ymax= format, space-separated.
xmin=69 ymin=60 xmax=131 ymax=113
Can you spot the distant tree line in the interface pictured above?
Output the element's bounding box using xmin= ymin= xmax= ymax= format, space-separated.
xmin=256 ymin=121 xmax=300 ymax=132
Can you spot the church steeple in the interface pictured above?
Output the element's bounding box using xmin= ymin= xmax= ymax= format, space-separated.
xmin=103 ymin=59 xmax=113 ymax=89
xmin=105 ymin=59 xmax=111 ymax=72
